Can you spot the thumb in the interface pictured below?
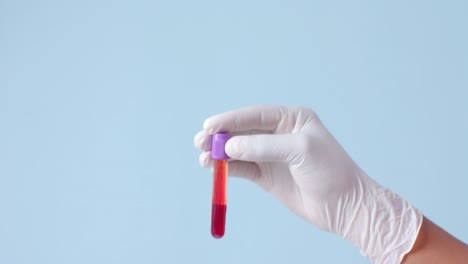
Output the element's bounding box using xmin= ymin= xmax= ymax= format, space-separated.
xmin=225 ymin=134 xmax=303 ymax=164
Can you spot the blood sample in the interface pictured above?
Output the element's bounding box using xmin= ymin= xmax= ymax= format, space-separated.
xmin=210 ymin=133 xmax=231 ymax=239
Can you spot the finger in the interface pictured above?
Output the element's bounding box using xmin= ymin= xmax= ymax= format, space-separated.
xmin=194 ymin=130 xmax=211 ymax=151
xmin=226 ymin=134 xmax=303 ymax=164
xmin=199 ymin=151 xmax=212 ymax=168
xmin=199 ymin=152 xmax=261 ymax=182
xmin=227 ymin=160 xmax=261 ymax=183
xmin=194 ymin=128 xmax=273 ymax=151
xmin=203 ymin=105 xmax=288 ymax=134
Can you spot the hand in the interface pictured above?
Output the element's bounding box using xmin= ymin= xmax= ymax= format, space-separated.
xmin=194 ymin=105 xmax=422 ymax=264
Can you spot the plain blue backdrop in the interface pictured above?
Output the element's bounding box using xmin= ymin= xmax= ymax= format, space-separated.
xmin=1 ymin=0 xmax=467 ymax=263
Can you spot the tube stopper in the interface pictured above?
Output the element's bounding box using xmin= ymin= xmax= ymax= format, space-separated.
xmin=211 ymin=133 xmax=231 ymax=160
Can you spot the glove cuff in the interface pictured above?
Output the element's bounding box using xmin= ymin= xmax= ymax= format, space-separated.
xmin=341 ymin=179 xmax=423 ymax=264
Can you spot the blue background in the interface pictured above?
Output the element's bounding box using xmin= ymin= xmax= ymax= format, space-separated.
xmin=1 ymin=0 xmax=467 ymax=263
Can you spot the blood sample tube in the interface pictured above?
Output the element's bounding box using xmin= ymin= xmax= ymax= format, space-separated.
xmin=210 ymin=133 xmax=231 ymax=239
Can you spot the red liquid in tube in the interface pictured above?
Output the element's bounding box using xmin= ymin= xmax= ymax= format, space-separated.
xmin=211 ymin=159 xmax=227 ymax=238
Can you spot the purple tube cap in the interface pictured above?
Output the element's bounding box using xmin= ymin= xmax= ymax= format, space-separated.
xmin=211 ymin=133 xmax=231 ymax=160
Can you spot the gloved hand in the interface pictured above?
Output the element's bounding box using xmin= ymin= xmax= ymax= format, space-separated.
xmin=194 ymin=105 xmax=422 ymax=264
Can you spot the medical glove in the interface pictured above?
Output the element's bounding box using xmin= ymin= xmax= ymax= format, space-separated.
xmin=194 ymin=105 xmax=422 ymax=264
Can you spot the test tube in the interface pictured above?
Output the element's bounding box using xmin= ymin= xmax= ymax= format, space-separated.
xmin=210 ymin=133 xmax=231 ymax=239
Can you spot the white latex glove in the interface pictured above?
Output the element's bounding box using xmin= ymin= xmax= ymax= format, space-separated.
xmin=194 ymin=105 xmax=422 ymax=264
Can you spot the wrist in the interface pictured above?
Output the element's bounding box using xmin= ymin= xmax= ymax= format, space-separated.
xmin=339 ymin=175 xmax=423 ymax=264
xmin=402 ymin=217 xmax=468 ymax=263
